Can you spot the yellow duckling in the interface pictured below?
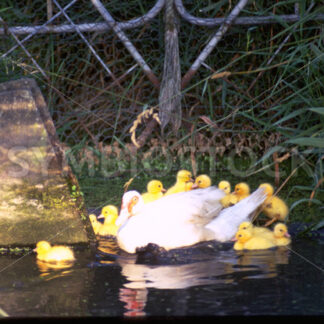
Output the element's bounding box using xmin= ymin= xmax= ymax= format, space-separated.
xmin=238 ymin=221 xmax=274 ymax=242
xmin=34 ymin=241 xmax=75 ymax=262
xmin=233 ymin=227 xmax=276 ymax=250
xmin=165 ymin=170 xmax=193 ymax=195
xmin=218 ymin=180 xmax=235 ymax=207
xmin=218 ymin=180 xmax=231 ymax=194
xmin=141 ymin=180 xmax=166 ymax=203
xmin=97 ymin=205 xmax=120 ymax=237
xmin=273 ymin=223 xmax=291 ymax=246
xmin=89 ymin=214 xmax=101 ymax=235
xmin=220 ymin=182 xmax=249 ymax=207
xmin=234 ymin=182 xmax=250 ymax=202
xmin=191 ymin=174 xmax=212 ymax=189
xmin=259 ymin=183 xmax=289 ymax=227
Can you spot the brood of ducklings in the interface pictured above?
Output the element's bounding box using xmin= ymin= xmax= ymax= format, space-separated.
xmin=34 ymin=241 xmax=75 ymax=262
xmin=218 ymin=180 xmax=231 ymax=194
xmin=259 ymin=183 xmax=289 ymax=227
xmin=238 ymin=221 xmax=274 ymax=242
xmin=97 ymin=205 xmax=120 ymax=236
xmin=116 ymin=187 xmax=267 ymax=253
xmin=191 ymin=174 xmax=212 ymax=189
xmin=273 ymin=223 xmax=291 ymax=246
xmin=165 ymin=170 xmax=193 ymax=195
xmin=233 ymin=227 xmax=276 ymax=251
xmin=141 ymin=180 xmax=166 ymax=204
xmin=89 ymin=214 xmax=101 ymax=235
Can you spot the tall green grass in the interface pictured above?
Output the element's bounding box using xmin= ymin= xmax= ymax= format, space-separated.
xmin=0 ymin=1 xmax=323 ymax=229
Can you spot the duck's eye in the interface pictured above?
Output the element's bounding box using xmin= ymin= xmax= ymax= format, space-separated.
xmin=242 ymin=226 xmax=247 ymax=230
xmin=198 ymin=180 xmax=202 ymax=184
xmin=238 ymin=234 xmax=242 ymax=238
xmin=158 ymin=185 xmax=161 ymax=188
xmin=133 ymin=197 xmax=138 ymax=202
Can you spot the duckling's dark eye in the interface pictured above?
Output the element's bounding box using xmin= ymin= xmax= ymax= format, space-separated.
xmin=243 ymin=227 xmax=247 ymax=230
xmin=158 ymin=185 xmax=161 ymax=188
xmin=238 ymin=234 xmax=242 ymax=238
xmin=198 ymin=181 xmax=202 ymax=184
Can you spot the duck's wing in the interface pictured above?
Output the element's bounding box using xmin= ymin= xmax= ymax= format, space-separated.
xmin=139 ymin=186 xmax=225 ymax=225
xmin=205 ymin=188 xmax=267 ymax=242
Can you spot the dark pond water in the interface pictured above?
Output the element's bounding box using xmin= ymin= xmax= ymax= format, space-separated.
xmin=0 ymin=228 xmax=323 ymax=317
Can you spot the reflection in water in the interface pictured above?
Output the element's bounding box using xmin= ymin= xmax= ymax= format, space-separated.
xmin=117 ymin=247 xmax=289 ymax=290
xmin=92 ymin=238 xmax=291 ymax=317
xmin=119 ymin=288 xmax=147 ymax=317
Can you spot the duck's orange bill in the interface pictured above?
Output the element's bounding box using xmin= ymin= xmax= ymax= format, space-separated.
xmin=127 ymin=197 xmax=139 ymax=214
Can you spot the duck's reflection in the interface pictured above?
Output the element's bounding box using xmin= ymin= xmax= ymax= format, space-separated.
xmin=117 ymin=247 xmax=289 ymax=290
xmin=114 ymin=246 xmax=290 ymax=316
xmin=94 ymin=238 xmax=290 ymax=316
xmin=119 ymin=288 xmax=147 ymax=317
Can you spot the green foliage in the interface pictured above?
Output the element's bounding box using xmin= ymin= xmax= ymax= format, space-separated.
xmin=1 ymin=0 xmax=323 ymax=228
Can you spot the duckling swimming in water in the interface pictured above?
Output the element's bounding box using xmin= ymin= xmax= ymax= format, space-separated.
xmin=273 ymin=223 xmax=291 ymax=246
xmin=34 ymin=241 xmax=75 ymax=263
xmin=233 ymin=227 xmax=276 ymax=251
xmin=97 ymin=205 xmax=120 ymax=237
xmin=238 ymin=221 xmax=274 ymax=242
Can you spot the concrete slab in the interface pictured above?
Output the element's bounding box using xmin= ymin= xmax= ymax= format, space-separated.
xmin=0 ymin=78 xmax=96 ymax=247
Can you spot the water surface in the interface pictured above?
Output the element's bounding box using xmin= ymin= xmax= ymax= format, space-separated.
xmin=0 ymin=234 xmax=323 ymax=317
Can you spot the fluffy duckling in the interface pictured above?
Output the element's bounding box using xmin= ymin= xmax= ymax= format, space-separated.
xmin=233 ymin=227 xmax=276 ymax=251
xmin=97 ymin=205 xmax=120 ymax=237
xmin=273 ymin=223 xmax=291 ymax=246
xmin=165 ymin=170 xmax=193 ymax=196
xmin=259 ymin=183 xmax=289 ymax=227
xmin=141 ymin=180 xmax=166 ymax=204
xmin=220 ymin=182 xmax=250 ymax=207
xmin=89 ymin=214 xmax=101 ymax=235
xmin=191 ymin=174 xmax=212 ymax=189
xmin=34 ymin=241 xmax=75 ymax=262
xmin=219 ymin=180 xmax=236 ymax=207
xmin=238 ymin=221 xmax=274 ymax=242
xmin=218 ymin=180 xmax=231 ymax=194
xmin=234 ymin=182 xmax=250 ymax=202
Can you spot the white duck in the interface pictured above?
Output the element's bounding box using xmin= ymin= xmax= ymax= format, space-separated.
xmin=116 ymin=186 xmax=266 ymax=253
